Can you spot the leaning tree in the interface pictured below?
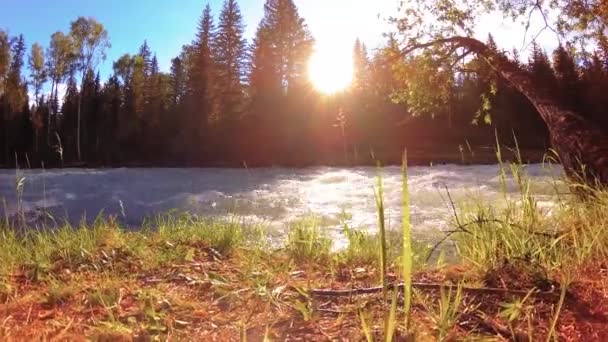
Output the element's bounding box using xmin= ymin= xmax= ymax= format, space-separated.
xmin=389 ymin=0 xmax=608 ymax=188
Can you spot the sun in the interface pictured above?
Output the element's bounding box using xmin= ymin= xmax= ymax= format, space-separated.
xmin=308 ymin=46 xmax=353 ymax=94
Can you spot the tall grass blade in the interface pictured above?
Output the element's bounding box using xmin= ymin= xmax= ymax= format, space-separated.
xmin=359 ymin=308 xmax=374 ymax=342
xmin=374 ymin=162 xmax=388 ymax=302
xmin=402 ymin=150 xmax=412 ymax=329
xmin=385 ymin=289 xmax=399 ymax=342
xmin=547 ymin=277 xmax=568 ymax=342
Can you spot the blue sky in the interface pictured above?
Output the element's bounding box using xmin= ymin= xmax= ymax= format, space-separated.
xmin=0 ymin=0 xmax=398 ymax=80
xmin=1 ymin=0 xmax=558 ymax=84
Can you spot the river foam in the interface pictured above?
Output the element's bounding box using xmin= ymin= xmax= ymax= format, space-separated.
xmin=0 ymin=164 xmax=565 ymax=238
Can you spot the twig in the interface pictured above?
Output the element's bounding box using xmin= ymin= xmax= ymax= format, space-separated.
xmin=425 ymin=230 xmax=462 ymax=263
xmin=425 ymin=216 xmax=560 ymax=263
xmin=457 ymin=218 xmax=559 ymax=238
xmin=443 ymin=185 xmax=465 ymax=231
xmin=310 ymin=282 xmax=559 ymax=300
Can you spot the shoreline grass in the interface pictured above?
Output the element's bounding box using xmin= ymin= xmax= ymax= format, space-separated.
xmin=0 ymin=164 xmax=607 ymax=340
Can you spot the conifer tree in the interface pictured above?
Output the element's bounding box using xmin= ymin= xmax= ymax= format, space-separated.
xmin=352 ymin=39 xmax=370 ymax=91
xmin=213 ymin=0 xmax=247 ymax=126
xmin=0 ymin=30 xmax=11 ymax=164
xmin=4 ymin=34 xmax=28 ymax=161
xmin=251 ymin=0 xmax=313 ymax=96
xmin=552 ymin=44 xmax=581 ymax=111
xmin=188 ymin=4 xmax=215 ymax=149
xmin=170 ymin=56 xmax=186 ymax=108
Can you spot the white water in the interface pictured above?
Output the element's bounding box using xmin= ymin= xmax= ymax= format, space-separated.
xmin=0 ymin=164 xmax=565 ymax=239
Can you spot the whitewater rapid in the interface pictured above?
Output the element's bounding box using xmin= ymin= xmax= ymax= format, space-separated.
xmin=0 ymin=164 xmax=565 ymax=239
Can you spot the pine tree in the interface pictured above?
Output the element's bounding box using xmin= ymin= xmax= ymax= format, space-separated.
xmin=0 ymin=30 xmax=11 ymax=164
xmin=249 ymin=25 xmax=277 ymax=116
xmin=581 ymin=51 xmax=608 ymax=130
xmin=348 ymin=38 xmax=373 ymax=150
xmin=552 ymin=44 xmax=582 ymax=111
xmin=6 ymin=34 xmax=26 ymax=116
xmin=252 ymin=0 xmax=314 ymax=95
xmin=60 ymin=71 xmax=79 ymax=160
xmin=100 ymin=75 xmax=122 ymax=162
xmin=146 ymin=54 xmax=165 ymax=153
xmin=352 ymin=38 xmax=370 ymax=91
xmin=138 ymin=40 xmax=153 ymax=76
xmin=128 ymin=55 xmax=146 ymax=138
xmin=170 ymin=56 xmax=186 ymax=108
xmin=188 ymin=3 xmax=215 ymax=149
xmin=4 ymin=35 xmax=28 ymax=163
xmin=138 ymin=40 xmax=154 ymax=112
xmin=213 ymin=0 xmax=247 ymax=125
xmin=80 ymin=69 xmax=100 ymax=160
xmin=528 ymin=42 xmax=557 ymax=87
xmin=248 ymin=0 xmax=314 ymax=161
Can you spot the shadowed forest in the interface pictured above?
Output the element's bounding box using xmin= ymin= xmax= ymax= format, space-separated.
xmin=1 ymin=1 xmax=606 ymax=168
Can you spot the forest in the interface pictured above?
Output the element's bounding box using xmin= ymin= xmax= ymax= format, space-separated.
xmin=1 ymin=0 xmax=606 ymax=168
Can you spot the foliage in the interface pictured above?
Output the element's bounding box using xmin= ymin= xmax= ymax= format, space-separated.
xmin=1 ymin=2 xmax=608 ymax=167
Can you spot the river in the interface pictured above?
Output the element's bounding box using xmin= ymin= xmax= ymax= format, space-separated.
xmin=0 ymin=164 xmax=564 ymax=242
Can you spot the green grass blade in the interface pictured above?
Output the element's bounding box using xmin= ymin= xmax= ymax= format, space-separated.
xmin=402 ymin=150 xmax=412 ymax=329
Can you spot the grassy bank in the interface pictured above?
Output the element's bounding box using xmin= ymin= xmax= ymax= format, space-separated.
xmin=0 ymin=165 xmax=607 ymax=341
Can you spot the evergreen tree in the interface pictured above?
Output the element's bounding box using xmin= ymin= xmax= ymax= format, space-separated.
xmin=170 ymin=56 xmax=187 ymax=108
xmin=528 ymin=42 xmax=557 ymax=88
xmin=60 ymin=71 xmax=79 ymax=160
xmin=552 ymin=44 xmax=582 ymax=111
xmin=249 ymin=24 xmax=278 ymax=119
xmin=100 ymin=75 xmax=122 ymax=162
xmin=3 ymin=35 xmax=28 ymax=163
xmin=248 ymin=0 xmax=314 ymax=161
xmin=187 ymin=4 xmax=215 ymax=151
xmin=6 ymin=34 xmax=26 ymax=115
xmin=213 ymin=0 xmax=247 ymax=126
xmin=138 ymin=40 xmax=154 ymax=111
xmin=352 ymin=38 xmax=370 ymax=91
xmin=271 ymin=0 xmax=312 ymax=90
xmin=0 ymin=30 xmax=11 ymax=164
xmin=138 ymin=40 xmax=153 ymax=76
xmin=80 ymin=69 xmax=100 ymax=160
xmin=580 ymin=51 xmax=608 ymax=130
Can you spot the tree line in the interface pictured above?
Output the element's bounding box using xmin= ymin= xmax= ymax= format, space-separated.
xmin=1 ymin=0 xmax=607 ymax=168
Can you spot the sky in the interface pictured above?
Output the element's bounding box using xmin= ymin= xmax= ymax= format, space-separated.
xmin=0 ymin=0 xmax=559 ymax=81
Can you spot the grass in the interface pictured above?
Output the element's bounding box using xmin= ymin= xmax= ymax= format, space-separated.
xmin=416 ymin=283 xmax=465 ymax=340
xmin=0 ymin=160 xmax=607 ymax=340
xmin=285 ymin=217 xmax=332 ymax=262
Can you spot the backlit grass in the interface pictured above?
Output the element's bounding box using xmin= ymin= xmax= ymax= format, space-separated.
xmin=0 ymin=161 xmax=607 ymax=340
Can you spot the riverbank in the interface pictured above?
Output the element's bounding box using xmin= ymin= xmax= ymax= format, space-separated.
xmin=0 ymin=181 xmax=607 ymax=340
xmin=1 ymin=147 xmax=548 ymax=169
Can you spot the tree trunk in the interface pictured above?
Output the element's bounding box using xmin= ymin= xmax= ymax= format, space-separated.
xmin=427 ymin=37 xmax=608 ymax=188
xmin=77 ymin=90 xmax=82 ymax=162
xmin=48 ymin=78 xmax=55 ymax=146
